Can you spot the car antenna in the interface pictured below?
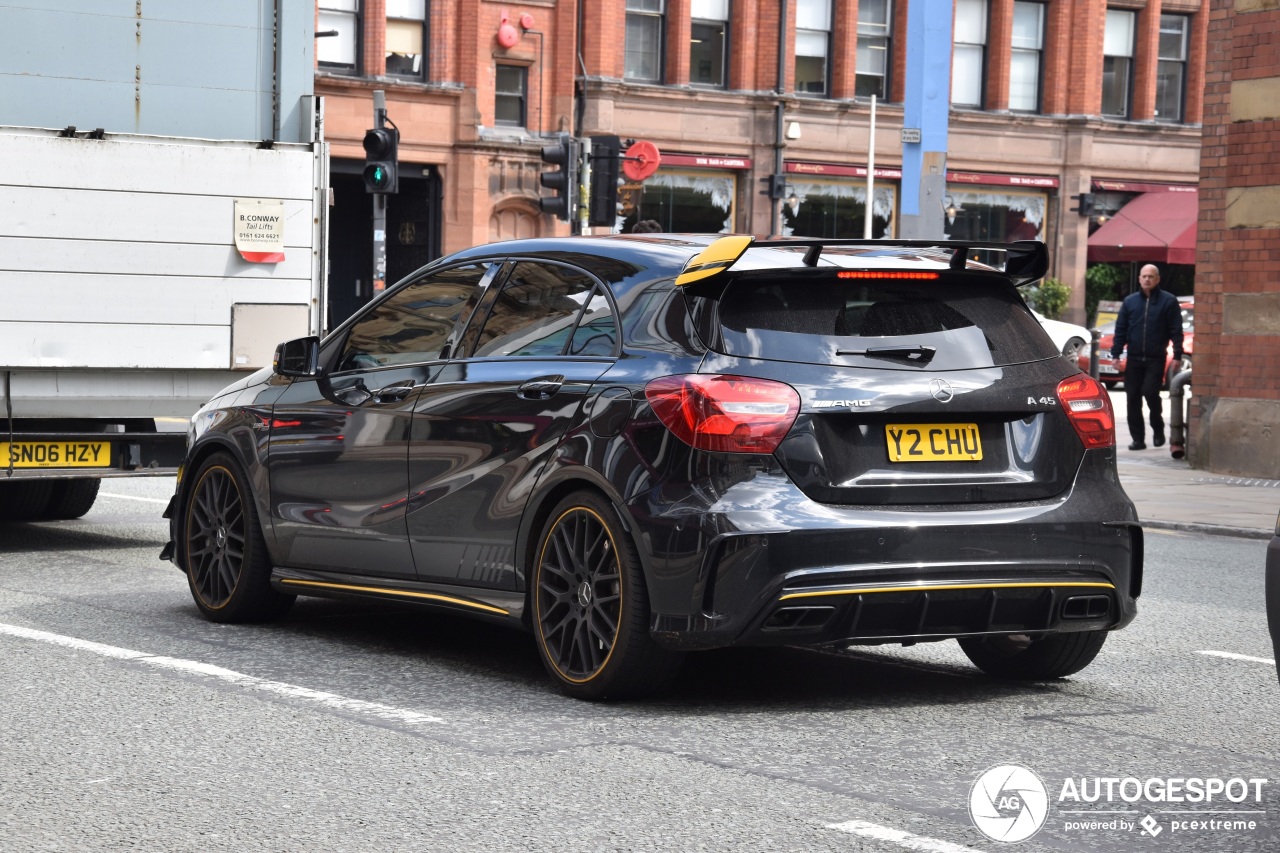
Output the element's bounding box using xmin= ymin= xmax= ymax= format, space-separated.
xmin=802 ymin=244 xmax=822 ymax=267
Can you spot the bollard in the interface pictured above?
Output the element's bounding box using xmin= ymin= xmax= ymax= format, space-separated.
xmin=1088 ymin=328 xmax=1101 ymax=379
xmin=1168 ymin=368 xmax=1192 ymax=459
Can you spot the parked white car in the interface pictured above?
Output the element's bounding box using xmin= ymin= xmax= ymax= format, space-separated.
xmin=1032 ymin=310 xmax=1091 ymax=360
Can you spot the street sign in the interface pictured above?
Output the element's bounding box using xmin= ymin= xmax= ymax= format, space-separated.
xmin=623 ymin=140 xmax=660 ymax=182
xmin=901 ymin=128 xmax=922 ymax=144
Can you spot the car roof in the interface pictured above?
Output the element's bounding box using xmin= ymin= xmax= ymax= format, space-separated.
xmin=440 ymin=234 xmax=1044 ymax=287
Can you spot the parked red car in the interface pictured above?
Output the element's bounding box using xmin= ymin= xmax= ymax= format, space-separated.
xmin=1079 ymin=296 xmax=1193 ymax=388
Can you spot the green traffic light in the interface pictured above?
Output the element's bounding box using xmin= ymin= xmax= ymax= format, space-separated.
xmin=372 ymin=165 xmax=386 ymax=186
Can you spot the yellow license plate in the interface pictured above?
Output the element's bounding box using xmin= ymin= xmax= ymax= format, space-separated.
xmin=885 ymin=424 xmax=982 ymax=462
xmin=1 ymin=441 xmax=111 ymax=469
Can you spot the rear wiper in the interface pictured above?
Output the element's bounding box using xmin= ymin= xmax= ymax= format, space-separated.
xmin=836 ymin=345 xmax=937 ymax=363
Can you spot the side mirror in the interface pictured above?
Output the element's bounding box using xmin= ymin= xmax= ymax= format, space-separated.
xmin=273 ymin=336 xmax=320 ymax=378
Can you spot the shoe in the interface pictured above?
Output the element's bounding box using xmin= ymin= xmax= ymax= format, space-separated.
xmin=1128 ymin=441 xmax=1146 ymax=450
xmin=1153 ymin=433 xmax=1166 ymax=448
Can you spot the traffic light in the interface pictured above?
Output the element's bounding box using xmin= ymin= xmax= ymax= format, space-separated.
xmin=1072 ymin=192 xmax=1097 ymax=217
xmin=539 ymin=133 xmax=578 ymax=221
xmin=363 ymin=127 xmax=399 ymax=194
xmin=588 ymin=135 xmax=622 ymax=227
xmin=760 ymin=174 xmax=787 ymax=199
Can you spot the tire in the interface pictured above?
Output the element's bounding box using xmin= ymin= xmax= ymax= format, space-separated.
xmin=0 ymin=481 xmax=55 ymax=521
xmin=959 ymin=630 xmax=1107 ymax=680
xmin=181 ymin=452 xmax=294 ymax=623
xmin=42 ymin=478 xmax=101 ymax=520
xmin=531 ymin=491 xmax=683 ymax=700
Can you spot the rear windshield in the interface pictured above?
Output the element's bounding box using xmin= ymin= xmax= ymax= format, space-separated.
xmin=714 ymin=271 xmax=1058 ymax=369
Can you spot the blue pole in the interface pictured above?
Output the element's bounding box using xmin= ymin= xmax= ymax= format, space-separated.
xmin=899 ymin=0 xmax=953 ymax=238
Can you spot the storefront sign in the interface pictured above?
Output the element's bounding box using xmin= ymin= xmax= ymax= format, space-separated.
xmin=660 ymin=153 xmax=751 ymax=169
xmin=786 ymin=162 xmax=903 ymax=180
xmin=1091 ymin=180 xmax=1197 ymax=193
xmin=947 ymin=171 xmax=1060 ymax=188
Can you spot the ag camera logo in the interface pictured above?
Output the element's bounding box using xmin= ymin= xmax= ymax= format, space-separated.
xmin=969 ymin=764 xmax=1050 ymax=842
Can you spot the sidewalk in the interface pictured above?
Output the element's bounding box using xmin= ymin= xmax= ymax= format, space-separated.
xmin=1108 ymin=387 xmax=1279 ymax=540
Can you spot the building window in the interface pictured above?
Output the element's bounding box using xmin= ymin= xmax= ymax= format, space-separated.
xmin=1009 ymin=2 xmax=1044 ymax=112
xmin=1155 ymin=14 xmax=1188 ymax=122
xmin=622 ymin=171 xmax=736 ymax=233
xmin=626 ymin=0 xmax=665 ymax=82
xmin=782 ymin=182 xmax=896 ymax=239
xmin=1102 ymin=9 xmax=1135 ymax=117
xmin=952 ymin=0 xmax=988 ymax=107
xmin=386 ymin=0 xmax=427 ymax=78
xmin=318 ymin=0 xmax=359 ymax=73
xmin=690 ymin=0 xmax=729 ymax=87
xmin=795 ymin=0 xmax=832 ymax=95
xmin=495 ymin=65 xmax=527 ymax=127
xmin=856 ymin=0 xmax=892 ymax=99
xmin=942 ymin=190 xmax=1045 ymax=244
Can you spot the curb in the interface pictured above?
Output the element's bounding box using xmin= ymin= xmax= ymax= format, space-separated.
xmin=1140 ymin=518 xmax=1273 ymax=541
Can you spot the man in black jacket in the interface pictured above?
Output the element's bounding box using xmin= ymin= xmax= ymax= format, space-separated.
xmin=1111 ymin=264 xmax=1185 ymax=450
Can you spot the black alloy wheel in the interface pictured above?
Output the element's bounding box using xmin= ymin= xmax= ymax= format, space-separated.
xmin=183 ymin=452 xmax=293 ymax=623
xmin=532 ymin=491 xmax=682 ymax=699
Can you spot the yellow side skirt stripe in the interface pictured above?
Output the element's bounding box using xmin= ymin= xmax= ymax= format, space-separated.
xmin=280 ymin=578 xmax=510 ymax=616
xmin=779 ymin=580 xmax=1116 ymax=602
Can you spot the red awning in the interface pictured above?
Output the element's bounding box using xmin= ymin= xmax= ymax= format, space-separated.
xmin=1086 ymin=190 xmax=1198 ymax=264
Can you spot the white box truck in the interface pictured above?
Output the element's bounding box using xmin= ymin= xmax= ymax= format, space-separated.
xmin=0 ymin=1 xmax=325 ymax=520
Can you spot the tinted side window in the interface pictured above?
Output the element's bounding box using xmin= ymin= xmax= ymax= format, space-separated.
xmin=338 ymin=264 xmax=489 ymax=371
xmin=472 ymin=262 xmax=600 ymax=357
xmin=568 ymin=288 xmax=618 ymax=356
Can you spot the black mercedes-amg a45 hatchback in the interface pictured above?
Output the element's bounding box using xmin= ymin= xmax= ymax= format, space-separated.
xmin=162 ymin=235 xmax=1142 ymax=699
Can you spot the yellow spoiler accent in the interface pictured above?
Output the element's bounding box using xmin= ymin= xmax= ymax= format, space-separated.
xmin=674 ymin=235 xmax=753 ymax=286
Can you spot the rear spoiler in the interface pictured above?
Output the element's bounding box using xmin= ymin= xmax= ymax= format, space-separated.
xmin=675 ymin=237 xmax=1049 ymax=288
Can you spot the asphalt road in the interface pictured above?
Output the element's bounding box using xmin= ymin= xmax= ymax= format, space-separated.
xmin=1 ymin=476 xmax=1276 ymax=852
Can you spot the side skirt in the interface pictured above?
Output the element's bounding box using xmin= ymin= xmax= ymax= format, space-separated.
xmin=271 ymin=566 xmax=527 ymax=629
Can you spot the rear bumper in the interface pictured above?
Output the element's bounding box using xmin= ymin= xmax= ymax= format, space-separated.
xmin=631 ymin=449 xmax=1141 ymax=651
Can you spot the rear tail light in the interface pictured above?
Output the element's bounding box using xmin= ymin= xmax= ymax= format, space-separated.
xmin=1057 ymin=375 xmax=1115 ymax=449
xmin=644 ymin=374 xmax=801 ymax=454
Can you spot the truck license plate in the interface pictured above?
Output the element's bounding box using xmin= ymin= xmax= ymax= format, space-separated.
xmin=885 ymin=424 xmax=982 ymax=462
xmin=1 ymin=441 xmax=111 ymax=468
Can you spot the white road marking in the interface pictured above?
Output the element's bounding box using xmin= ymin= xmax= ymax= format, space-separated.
xmin=1197 ymin=650 xmax=1276 ymax=666
xmin=826 ymin=819 xmax=984 ymax=853
xmin=0 ymin=622 xmax=444 ymax=725
xmin=99 ymin=492 xmax=170 ymax=505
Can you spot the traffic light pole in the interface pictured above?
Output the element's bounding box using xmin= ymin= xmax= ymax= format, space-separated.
xmin=372 ymin=90 xmax=388 ymax=295
xmin=576 ymin=140 xmax=590 ymax=236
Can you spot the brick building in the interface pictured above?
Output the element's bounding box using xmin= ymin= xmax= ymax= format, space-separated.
xmin=1189 ymin=0 xmax=1280 ymax=478
xmin=315 ymin=0 xmax=1208 ymax=327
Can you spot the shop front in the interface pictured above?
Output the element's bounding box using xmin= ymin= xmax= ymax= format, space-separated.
xmin=942 ymin=172 xmax=1057 ymax=244
xmin=782 ymin=162 xmax=899 ymax=239
xmin=620 ymin=154 xmax=746 ymax=234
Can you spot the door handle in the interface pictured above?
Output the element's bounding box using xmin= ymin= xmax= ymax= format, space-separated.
xmin=517 ymin=374 xmax=564 ymax=399
xmin=371 ymin=381 xmax=423 ymax=403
